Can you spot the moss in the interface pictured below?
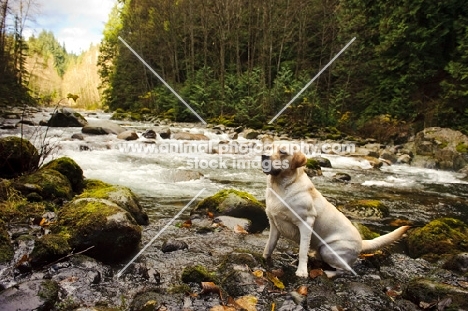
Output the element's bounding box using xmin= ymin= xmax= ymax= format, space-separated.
xmin=405 ymin=278 xmax=468 ymax=309
xmin=38 ymin=280 xmax=59 ymax=305
xmin=115 ymin=108 xmax=125 ymax=113
xmin=181 ymin=264 xmax=216 ymax=283
xmin=407 ymin=218 xmax=468 ymax=261
xmin=352 ymin=222 xmax=380 ymax=240
xmin=195 ymin=189 xmax=262 ymax=214
xmin=168 ymin=284 xmax=191 ymax=294
xmin=30 ymin=233 xmax=71 ymax=267
xmin=16 ymin=169 xmax=73 ymax=200
xmin=140 ymin=107 xmax=152 ymax=114
xmin=306 ymin=159 xmax=321 ymax=170
xmin=456 ymin=142 xmax=468 ymax=153
xmin=42 ymin=157 xmax=84 ymax=193
xmin=0 ymin=178 xmax=12 ymax=201
xmin=79 ymin=179 xmax=148 ymax=225
xmin=0 ymin=136 xmax=39 ymax=178
xmin=340 ymin=200 xmax=389 ymax=219
xmin=0 ymin=219 xmax=14 ymax=263
xmin=0 ymin=190 xmax=47 ymax=223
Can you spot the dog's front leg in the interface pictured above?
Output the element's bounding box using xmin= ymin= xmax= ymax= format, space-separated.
xmin=263 ymin=219 xmax=280 ymax=263
xmin=296 ymin=216 xmax=315 ymax=278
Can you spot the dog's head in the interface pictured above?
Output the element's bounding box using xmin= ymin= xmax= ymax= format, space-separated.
xmin=261 ymin=147 xmax=307 ymax=176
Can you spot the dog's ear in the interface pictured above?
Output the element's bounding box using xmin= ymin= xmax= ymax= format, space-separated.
xmin=291 ymin=152 xmax=307 ymax=169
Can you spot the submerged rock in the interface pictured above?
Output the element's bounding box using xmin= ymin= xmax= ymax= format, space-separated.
xmin=0 ymin=136 xmax=39 ymax=179
xmin=191 ymin=189 xmax=268 ymax=233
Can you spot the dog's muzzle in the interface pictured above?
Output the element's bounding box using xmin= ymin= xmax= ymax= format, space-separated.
xmin=261 ymin=154 xmax=281 ymax=175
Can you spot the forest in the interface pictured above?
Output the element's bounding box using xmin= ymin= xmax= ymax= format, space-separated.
xmin=2 ymin=0 xmax=468 ymax=136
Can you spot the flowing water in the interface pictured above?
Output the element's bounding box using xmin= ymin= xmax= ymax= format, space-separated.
xmin=2 ymin=109 xmax=467 ymax=227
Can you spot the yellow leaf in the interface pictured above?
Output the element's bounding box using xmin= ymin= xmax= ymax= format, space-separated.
xmin=252 ymin=270 xmax=264 ymax=278
xmin=235 ymin=295 xmax=258 ymax=311
xmin=234 ymin=224 xmax=248 ymax=234
xmin=266 ymin=271 xmax=285 ymax=290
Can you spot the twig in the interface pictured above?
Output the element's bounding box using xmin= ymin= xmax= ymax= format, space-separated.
xmin=42 ymin=245 xmax=95 ymax=270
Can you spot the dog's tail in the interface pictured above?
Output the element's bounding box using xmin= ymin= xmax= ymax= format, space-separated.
xmin=361 ymin=226 xmax=410 ymax=253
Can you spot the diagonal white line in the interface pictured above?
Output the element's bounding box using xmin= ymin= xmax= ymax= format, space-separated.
xmin=116 ymin=188 xmax=206 ymax=278
xmin=267 ymin=187 xmax=358 ymax=276
xmin=118 ymin=36 xmax=207 ymax=124
xmin=268 ymin=37 xmax=356 ymax=124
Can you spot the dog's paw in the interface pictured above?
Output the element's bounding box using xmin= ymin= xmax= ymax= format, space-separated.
xmin=295 ymin=269 xmax=308 ymax=278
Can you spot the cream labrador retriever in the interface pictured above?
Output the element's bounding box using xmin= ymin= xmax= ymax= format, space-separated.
xmin=261 ymin=148 xmax=410 ymax=277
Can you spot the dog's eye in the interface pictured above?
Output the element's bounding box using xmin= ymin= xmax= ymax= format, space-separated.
xmin=279 ymin=149 xmax=288 ymax=155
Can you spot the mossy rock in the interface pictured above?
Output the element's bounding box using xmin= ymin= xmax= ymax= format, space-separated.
xmin=407 ymin=218 xmax=468 ymax=261
xmin=352 ymin=222 xmax=380 ymax=240
xmin=0 ymin=219 xmax=14 ymax=263
xmin=0 ymin=136 xmax=39 ymax=178
xmin=53 ymin=198 xmax=142 ymax=263
xmin=14 ymin=168 xmax=73 ymax=201
xmin=79 ymin=179 xmax=149 ymax=225
xmin=181 ymin=264 xmax=216 ymax=283
xmin=42 ymin=157 xmax=84 ymax=193
xmin=306 ymin=158 xmax=321 ymax=170
xmin=129 ymin=290 xmax=161 ymax=311
xmin=404 ymin=277 xmax=468 ymax=309
xmin=0 ymin=280 xmax=59 ymax=310
xmin=339 ymin=200 xmax=389 ymax=220
xmin=191 ymin=189 xmax=268 ymax=233
xmin=30 ymin=233 xmax=71 ymax=268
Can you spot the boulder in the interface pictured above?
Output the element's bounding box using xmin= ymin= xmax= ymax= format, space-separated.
xmin=82 ymin=120 xmax=126 ymax=135
xmin=14 ymin=168 xmax=74 ymax=201
xmin=0 ymin=137 xmax=39 ymax=178
xmin=407 ymin=217 xmax=468 ymax=261
xmin=42 ymin=157 xmax=84 ymax=193
xmin=0 ymin=280 xmax=59 ymax=311
xmin=158 ymin=127 xmax=171 ymax=139
xmin=142 ymin=129 xmax=157 ymax=139
xmin=411 ymin=127 xmax=468 ymax=170
xmin=191 ymin=189 xmax=268 ymax=233
xmin=78 ymin=179 xmax=149 ymax=225
xmin=312 ymin=156 xmax=332 ymax=168
xmin=47 ymin=108 xmax=88 ymax=127
xmin=172 ymin=132 xmax=209 ymax=140
xmin=52 ymin=197 xmax=142 ymax=263
xmin=117 ymin=130 xmax=139 ymax=141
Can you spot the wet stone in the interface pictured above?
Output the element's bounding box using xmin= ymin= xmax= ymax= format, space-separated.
xmin=161 ymin=239 xmax=188 ymax=253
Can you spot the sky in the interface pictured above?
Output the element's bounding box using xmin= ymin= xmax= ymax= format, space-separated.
xmin=25 ymin=0 xmax=116 ymax=54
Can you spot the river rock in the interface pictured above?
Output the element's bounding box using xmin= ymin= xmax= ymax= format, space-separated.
xmin=161 ymin=239 xmax=188 ymax=253
xmin=0 ymin=279 xmax=59 ymax=311
xmin=339 ymin=199 xmax=389 ymax=219
xmin=78 ymin=179 xmax=149 ymax=225
xmin=0 ymin=136 xmax=39 ymax=179
xmin=47 ymin=107 xmax=88 ymax=127
xmin=442 ymin=252 xmax=468 ymax=273
xmin=404 ymin=277 xmax=468 ymax=309
xmin=29 ymin=233 xmax=71 ymax=268
xmin=243 ymin=129 xmax=260 ymax=140
xmin=380 ymin=149 xmax=398 ymax=163
xmin=332 ymin=172 xmax=351 ymax=182
xmin=52 ymin=197 xmax=142 ymax=263
xmin=191 ymin=189 xmax=268 ymax=233
xmin=82 ymin=120 xmax=126 ymax=135
xmin=407 ymin=217 xmax=468 ymax=261
xmin=172 ymin=132 xmax=209 ymax=140
xmin=13 ymin=168 xmax=74 ymax=201
xmin=71 ymin=133 xmax=84 ymax=140
xmin=117 ymin=130 xmax=139 ymax=141
xmin=42 ymin=157 xmax=84 ymax=193
xmin=181 ymin=264 xmax=216 ymax=283
xmin=397 ymin=154 xmax=412 ymax=164
xmin=410 ymin=127 xmax=468 ymax=170
xmin=142 ymin=129 xmax=157 ymax=139
xmin=312 ymin=156 xmax=332 ymax=168
xmin=305 ymin=158 xmax=322 ymax=177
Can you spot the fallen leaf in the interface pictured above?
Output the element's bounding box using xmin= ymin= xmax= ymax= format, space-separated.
xmin=181 ymin=219 xmax=192 ymax=228
xmin=207 ymin=212 xmax=214 ymax=219
xmin=270 ymin=268 xmax=284 ymax=278
xmin=309 ymin=269 xmax=324 ymax=279
xmin=234 ymin=224 xmax=248 ymax=234
xmin=296 ymin=285 xmax=308 ymax=296
xmin=201 ymin=281 xmax=221 ymax=295
xmin=235 ymin=295 xmax=258 ymax=311
xmin=15 ymin=254 xmax=29 ymax=268
xmin=210 ymin=306 xmax=235 ymax=311
xmin=252 ymin=270 xmax=264 ymax=278
xmin=266 ymin=271 xmax=285 ymax=290
xmin=458 ymin=281 xmax=468 ymax=288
